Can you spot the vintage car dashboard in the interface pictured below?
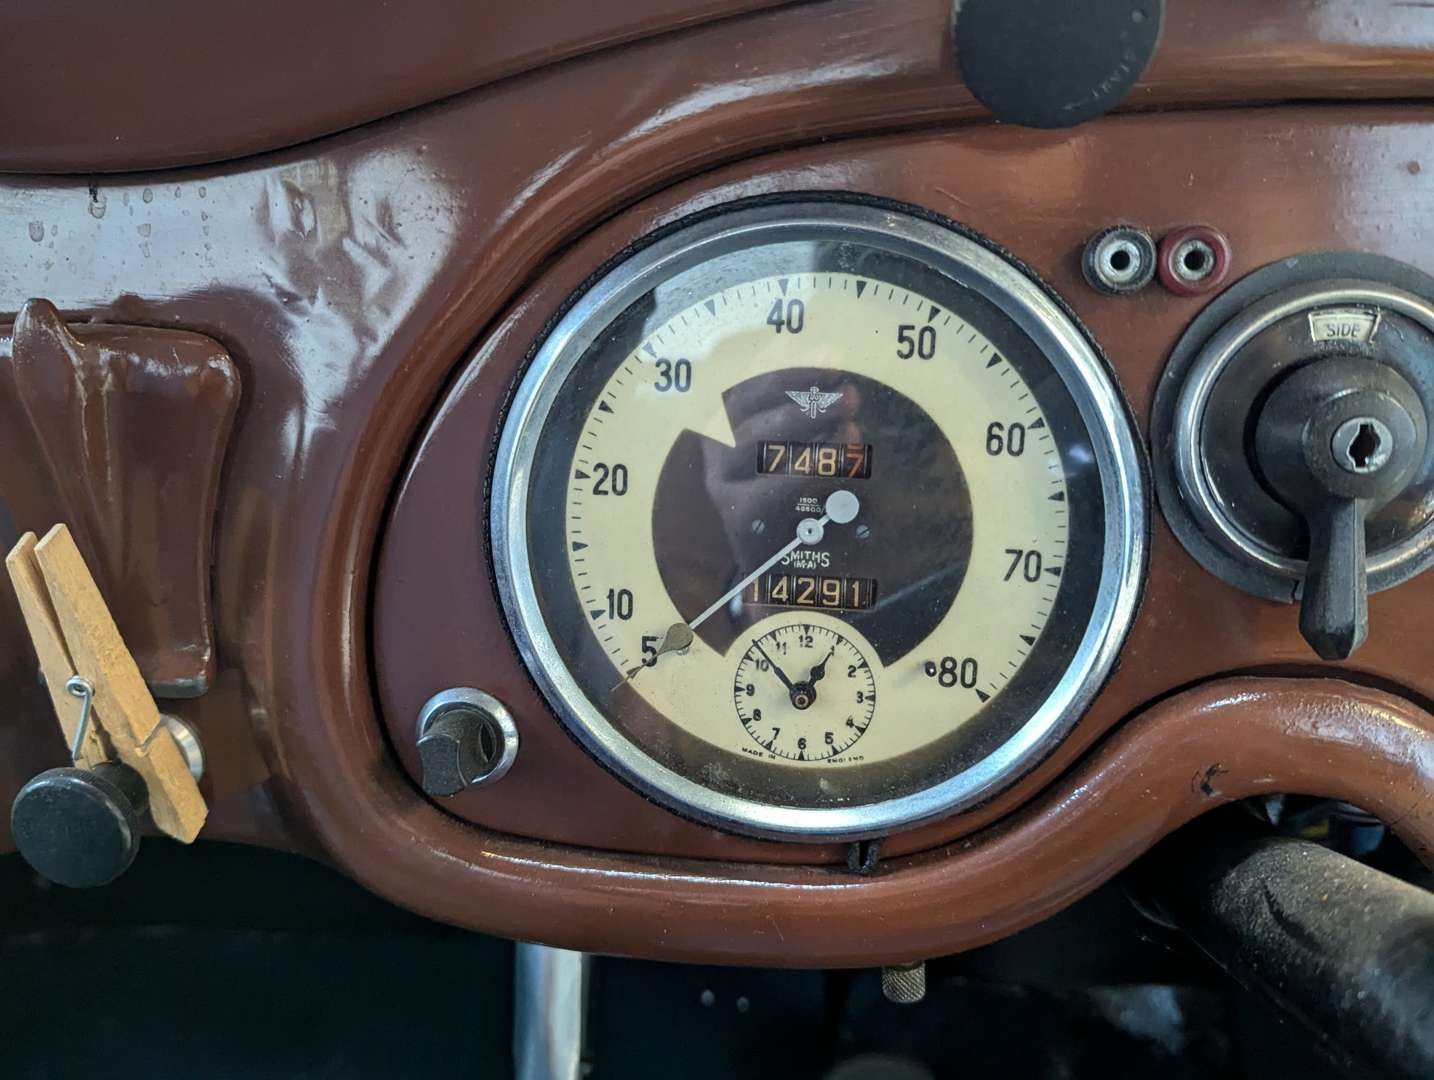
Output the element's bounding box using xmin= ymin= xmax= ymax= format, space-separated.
xmin=2 ymin=0 xmax=1434 ymax=968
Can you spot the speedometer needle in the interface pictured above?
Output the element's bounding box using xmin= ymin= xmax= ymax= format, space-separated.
xmin=689 ymin=489 xmax=861 ymax=631
xmin=612 ymin=489 xmax=860 ymax=690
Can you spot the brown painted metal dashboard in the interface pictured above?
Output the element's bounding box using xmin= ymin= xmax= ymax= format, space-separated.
xmin=2 ymin=0 xmax=1434 ymax=966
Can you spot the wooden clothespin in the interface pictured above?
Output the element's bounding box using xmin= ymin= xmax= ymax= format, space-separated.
xmin=5 ymin=524 xmax=207 ymax=842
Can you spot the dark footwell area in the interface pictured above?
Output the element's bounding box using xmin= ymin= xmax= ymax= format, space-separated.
xmin=0 ymin=840 xmax=1350 ymax=1079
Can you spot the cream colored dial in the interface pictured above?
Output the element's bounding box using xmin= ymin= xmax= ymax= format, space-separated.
xmin=564 ymin=271 xmax=1067 ymax=768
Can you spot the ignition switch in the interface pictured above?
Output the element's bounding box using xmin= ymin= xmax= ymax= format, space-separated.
xmin=1253 ymin=357 xmax=1427 ymax=657
xmin=1153 ymin=255 xmax=1434 ymax=660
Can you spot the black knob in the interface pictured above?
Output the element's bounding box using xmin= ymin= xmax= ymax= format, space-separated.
xmin=415 ymin=689 xmax=519 ymax=798
xmin=1255 ymin=356 xmax=1429 ymax=659
xmin=11 ymin=762 xmax=149 ymax=887
xmin=953 ymin=0 xmax=1165 ymax=130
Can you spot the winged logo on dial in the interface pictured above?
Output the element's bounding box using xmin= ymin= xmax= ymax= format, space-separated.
xmin=785 ymin=385 xmax=843 ymax=419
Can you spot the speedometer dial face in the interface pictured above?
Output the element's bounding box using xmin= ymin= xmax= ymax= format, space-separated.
xmin=493 ymin=200 xmax=1145 ymax=840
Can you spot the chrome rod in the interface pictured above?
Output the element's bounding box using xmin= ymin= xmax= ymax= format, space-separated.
xmin=514 ymin=943 xmax=589 ymax=1080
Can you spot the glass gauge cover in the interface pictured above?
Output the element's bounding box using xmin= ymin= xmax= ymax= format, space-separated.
xmin=492 ymin=198 xmax=1145 ymax=840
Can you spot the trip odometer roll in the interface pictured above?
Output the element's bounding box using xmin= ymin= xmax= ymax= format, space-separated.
xmin=492 ymin=199 xmax=1145 ymax=840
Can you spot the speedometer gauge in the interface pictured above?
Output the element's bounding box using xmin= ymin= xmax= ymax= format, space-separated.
xmin=492 ymin=199 xmax=1145 ymax=840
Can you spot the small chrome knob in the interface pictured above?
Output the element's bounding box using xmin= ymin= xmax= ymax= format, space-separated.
xmin=416 ymin=688 xmax=518 ymax=797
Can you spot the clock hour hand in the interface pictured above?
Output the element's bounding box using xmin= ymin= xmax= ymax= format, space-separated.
xmin=806 ymin=646 xmax=836 ymax=686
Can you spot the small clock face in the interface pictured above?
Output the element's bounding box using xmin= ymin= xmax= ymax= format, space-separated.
xmin=733 ymin=622 xmax=877 ymax=762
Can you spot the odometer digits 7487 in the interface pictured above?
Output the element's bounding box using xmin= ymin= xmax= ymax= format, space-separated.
xmin=493 ymin=199 xmax=1145 ymax=840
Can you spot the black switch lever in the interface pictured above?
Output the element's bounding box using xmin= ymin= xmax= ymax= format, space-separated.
xmin=1255 ymin=356 xmax=1428 ymax=659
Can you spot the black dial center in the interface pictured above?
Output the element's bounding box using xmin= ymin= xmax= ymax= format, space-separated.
xmin=652 ymin=365 xmax=973 ymax=665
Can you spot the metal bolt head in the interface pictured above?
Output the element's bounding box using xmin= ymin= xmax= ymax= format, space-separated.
xmin=1331 ymin=416 xmax=1394 ymax=475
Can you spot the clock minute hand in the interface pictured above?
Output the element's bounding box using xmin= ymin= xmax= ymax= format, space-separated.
xmin=751 ymin=638 xmax=796 ymax=691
